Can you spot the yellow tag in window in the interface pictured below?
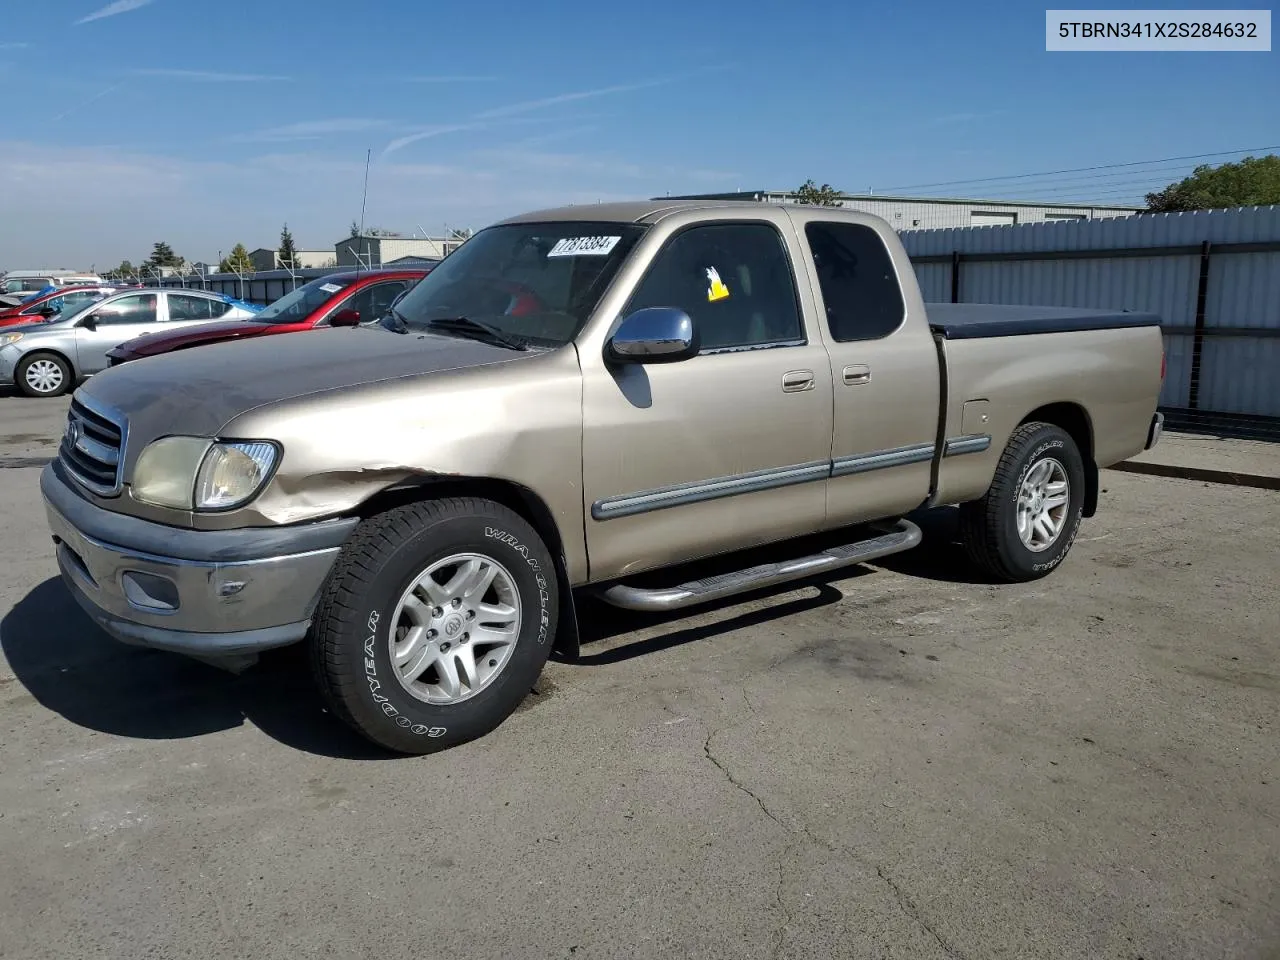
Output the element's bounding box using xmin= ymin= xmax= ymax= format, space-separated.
xmin=706 ymin=266 xmax=730 ymax=302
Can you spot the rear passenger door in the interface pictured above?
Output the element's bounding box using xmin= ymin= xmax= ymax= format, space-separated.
xmin=580 ymin=219 xmax=834 ymax=580
xmin=795 ymin=218 xmax=941 ymax=528
xmin=166 ymin=292 xmax=231 ymax=326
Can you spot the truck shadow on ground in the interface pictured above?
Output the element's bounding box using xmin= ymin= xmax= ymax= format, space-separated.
xmin=1 ymin=578 xmax=392 ymax=760
xmin=1 ymin=507 xmax=987 ymax=758
xmin=565 ymin=505 xmax=987 ymax=664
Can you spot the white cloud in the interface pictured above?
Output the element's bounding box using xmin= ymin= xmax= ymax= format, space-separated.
xmin=74 ymin=0 xmax=155 ymax=25
xmin=51 ymin=82 xmax=127 ymax=121
xmin=474 ymin=78 xmax=676 ymax=120
xmin=381 ymin=123 xmax=490 ymax=157
xmin=0 ymin=42 xmax=30 ymax=49
xmin=230 ymin=119 xmax=392 ymax=143
xmin=405 ymin=75 xmax=499 ymax=83
xmin=129 ymin=68 xmax=291 ymax=82
xmin=0 ymin=139 xmax=727 ymax=266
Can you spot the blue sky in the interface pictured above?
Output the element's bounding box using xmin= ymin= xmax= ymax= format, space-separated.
xmin=1 ymin=0 xmax=1275 ymax=267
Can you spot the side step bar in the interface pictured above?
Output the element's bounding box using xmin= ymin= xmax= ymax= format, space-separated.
xmin=595 ymin=518 xmax=922 ymax=612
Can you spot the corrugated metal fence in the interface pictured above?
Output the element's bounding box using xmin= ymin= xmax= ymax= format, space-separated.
xmin=900 ymin=206 xmax=1280 ymax=432
xmin=150 ymin=267 xmax=343 ymax=306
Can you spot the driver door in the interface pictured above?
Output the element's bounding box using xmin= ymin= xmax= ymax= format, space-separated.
xmin=580 ymin=220 xmax=834 ymax=581
xmin=74 ymin=292 xmax=161 ymax=374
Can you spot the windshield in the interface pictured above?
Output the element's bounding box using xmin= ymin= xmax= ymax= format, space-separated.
xmin=387 ymin=221 xmax=645 ymax=346
xmin=255 ymin=276 xmax=355 ymax=323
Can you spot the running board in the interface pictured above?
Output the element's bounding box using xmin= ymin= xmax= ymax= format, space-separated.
xmin=595 ymin=519 xmax=922 ymax=612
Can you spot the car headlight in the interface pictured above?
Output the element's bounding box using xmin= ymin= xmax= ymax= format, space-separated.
xmin=132 ymin=437 xmax=279 ymax=510
xmin=0 ymin=332 xmax=23 ymax=346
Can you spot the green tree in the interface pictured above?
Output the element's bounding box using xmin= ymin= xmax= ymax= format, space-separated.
xmin=219 ymin=243 xmax=255 ymax=275
xmin=1146 ymin=155 xmax=1280 ymax=212
xmin=146 ymin=241 xmax=182 ymax=269
xmin=110 ymin=259 xmax=135 ymax=279
xmin=794 ymin=179 xmax=843 ymax=206
xmin=278 ymin=223 xmax=298 ymax=269
xmin=349 ymin=219 xmax=361 ymax=238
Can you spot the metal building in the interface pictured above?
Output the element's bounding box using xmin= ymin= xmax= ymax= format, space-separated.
xmin=248 ymin=248 xmax=335 ymax=272
xmin=660 ymin=190 xmax=1141 ymax=230
xmin=334 ymin=234 xmax=463 ymax=267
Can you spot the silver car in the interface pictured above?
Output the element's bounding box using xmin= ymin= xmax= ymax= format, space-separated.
xmin=0 ymin=288 xmax=260 ymax=397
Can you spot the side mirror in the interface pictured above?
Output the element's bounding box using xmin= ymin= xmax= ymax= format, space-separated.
xmin=78 ymin=315 xmax=98 ymax=331
xmin=605 ymin=307 xmax=698 ymax=364
xmin=330 ymin=308 xmax=361 ymax=327
xmin=39 ymin=307 xmax=57 ymax=318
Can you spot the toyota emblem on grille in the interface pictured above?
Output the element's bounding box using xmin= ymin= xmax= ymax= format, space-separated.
xmin=64 ymin=419 xmax=81 ymax=448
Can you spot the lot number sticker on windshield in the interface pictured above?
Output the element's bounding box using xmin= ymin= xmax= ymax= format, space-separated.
xmin=319 ymin=283 xmax=344 ymax=294
xmin=547 ymin=236 xmax=621 ymax=258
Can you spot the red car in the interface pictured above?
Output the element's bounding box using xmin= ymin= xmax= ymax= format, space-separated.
xmin=0 ymin=286 xmax=122 ymax=328
xmin=105 ymin=268 xmax=431 ymax=366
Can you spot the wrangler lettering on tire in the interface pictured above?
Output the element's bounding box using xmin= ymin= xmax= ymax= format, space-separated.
xmin=309 ymin=497 xmax=559 ymax=755
xmin=959 ymin=422 xmax=1086 ymax=583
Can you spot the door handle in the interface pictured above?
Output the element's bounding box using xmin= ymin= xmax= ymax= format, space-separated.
xmin=781 ymin=369 xmax=816 ymax=393
xmin=843 ymin=364 xmax=872 ymax=386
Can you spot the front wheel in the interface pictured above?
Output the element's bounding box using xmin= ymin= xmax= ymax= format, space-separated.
xmin=310 ymin=498 xmax=559 ymax=755
xmin=958 ymin=422 xmax=1086 ymax=583
xmin=17 ymin=352 xmax=73 ymax=398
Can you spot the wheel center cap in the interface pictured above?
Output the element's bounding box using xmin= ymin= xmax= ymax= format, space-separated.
xmin=443 ymin=615 xmax=464 ymax=638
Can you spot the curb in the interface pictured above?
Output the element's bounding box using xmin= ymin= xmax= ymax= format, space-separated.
xmin=1107 ymin=460 xmax=1280 ymax=491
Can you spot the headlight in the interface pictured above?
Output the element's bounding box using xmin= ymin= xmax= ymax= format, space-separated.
xmin=0 ymin=332 xmax=23 ymax=346
xmin=195 ymin=441 xmax=278 ymax=509
xmin=131 ymin=437 xmax=279 ymax=510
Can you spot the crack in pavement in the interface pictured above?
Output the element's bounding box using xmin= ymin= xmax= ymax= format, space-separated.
xmin=875 ymin=864 xmax=967 ymax=960
xmin=702 ymin=729 xmax=794 ymax=958
xmin=702 ymin=723 xmax=966 ymax=960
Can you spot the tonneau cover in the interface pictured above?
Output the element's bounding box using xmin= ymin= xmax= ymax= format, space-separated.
xmin=928 ymin=303 xmax=1162 ymax=340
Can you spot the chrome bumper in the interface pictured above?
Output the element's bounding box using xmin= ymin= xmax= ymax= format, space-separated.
xmin=41 ymin=463 xmax=357 ymax=658
xmin=1146 ymin=411 xmax=1165 ymax=450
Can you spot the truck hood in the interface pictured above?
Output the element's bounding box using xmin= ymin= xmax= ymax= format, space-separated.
xmin=78 ymin=325 xmax=529 ymax=441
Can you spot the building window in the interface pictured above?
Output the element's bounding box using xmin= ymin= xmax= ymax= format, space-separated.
xmin=1044 ymin=213 xmax=1087 ymax=222
xmin=970 ymin=211 xmax=1018 ymax=227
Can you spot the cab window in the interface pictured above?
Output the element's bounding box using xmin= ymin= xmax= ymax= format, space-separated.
xmin=625 ymin=223 xmax=803 ymax=351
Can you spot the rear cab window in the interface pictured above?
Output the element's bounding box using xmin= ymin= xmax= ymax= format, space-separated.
xmin=804 ymin=222 xmax=905 ymax=342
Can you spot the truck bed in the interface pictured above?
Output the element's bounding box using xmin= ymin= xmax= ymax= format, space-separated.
xmin=928 ymin=303 xmax=1162 ymax=340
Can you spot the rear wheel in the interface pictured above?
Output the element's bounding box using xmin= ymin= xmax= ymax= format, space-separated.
xmin=310 ymin=497 xmax=559 ymax=755
xmin=16 ymin=352 xmax=73 ymax=398
xmin=959 ymin=422 xmax=1086 ymax=582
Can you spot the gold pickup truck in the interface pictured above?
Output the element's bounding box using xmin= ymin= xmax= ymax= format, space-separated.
xmin=40 ymin=200 xmax=1166 ymax=754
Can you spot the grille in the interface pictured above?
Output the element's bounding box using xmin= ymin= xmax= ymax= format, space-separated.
xmin=59 ymin=396 xmax=127 ymax=496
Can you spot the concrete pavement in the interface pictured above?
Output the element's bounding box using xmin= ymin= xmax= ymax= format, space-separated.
xmin=0 ymin=394 xmax=1277 ymax=960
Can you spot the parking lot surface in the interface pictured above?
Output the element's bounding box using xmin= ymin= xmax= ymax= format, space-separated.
xmin=0 ymin=393 xmax=1276 ymax=960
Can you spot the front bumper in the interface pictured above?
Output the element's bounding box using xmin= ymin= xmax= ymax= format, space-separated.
xmin=41 ymin=462 xmax=358 ymax=658
xmin=0 ymin=345 xmax=19 ymax=385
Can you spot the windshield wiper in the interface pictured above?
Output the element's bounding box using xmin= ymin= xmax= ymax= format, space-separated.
xmin=424 ymin=316 xmax=528 ymax=351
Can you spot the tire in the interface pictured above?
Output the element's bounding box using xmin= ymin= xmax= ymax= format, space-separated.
xmin=310 ymin=497 xmax=559 ymax=755
xmin=958 ymin=422 xmax=1086 ymax=583
xmin=16 ymin=352 xmax=73 ymax=398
